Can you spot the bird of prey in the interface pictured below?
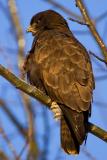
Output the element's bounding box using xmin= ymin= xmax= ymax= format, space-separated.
xmin=24 ymin=10 xmax=95 ymax=154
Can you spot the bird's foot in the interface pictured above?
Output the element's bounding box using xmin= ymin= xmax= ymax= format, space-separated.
xmin=51 ymin=101 xmax=62 ymax=121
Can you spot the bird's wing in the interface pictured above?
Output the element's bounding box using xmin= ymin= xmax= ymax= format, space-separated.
xmin=35 ymin=33 xmax=95 ymax=112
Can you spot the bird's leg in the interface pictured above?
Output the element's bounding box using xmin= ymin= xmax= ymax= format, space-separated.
xmin=51 ymin=101 xmax=62 ymax=121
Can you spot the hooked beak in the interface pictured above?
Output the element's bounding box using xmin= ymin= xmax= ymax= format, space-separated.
xmin=26 ymin=24 xmax=38 ymax=36
xmin=26 ymin=25 xmax=34 ymax=33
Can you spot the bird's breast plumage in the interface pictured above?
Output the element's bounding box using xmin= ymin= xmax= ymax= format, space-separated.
xmin=28 ymin=31 xmax=95 ymax=112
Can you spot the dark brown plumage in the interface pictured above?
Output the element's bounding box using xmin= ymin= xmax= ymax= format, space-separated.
xmin=24 ymin=10 xmax=95 ymax=154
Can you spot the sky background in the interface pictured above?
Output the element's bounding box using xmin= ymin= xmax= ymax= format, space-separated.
xmin=0 ymin=0 xmax=107 ymax=160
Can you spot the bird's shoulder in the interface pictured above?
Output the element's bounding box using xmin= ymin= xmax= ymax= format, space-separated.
xmin=34 ymin=30 xmax=90 ymax=75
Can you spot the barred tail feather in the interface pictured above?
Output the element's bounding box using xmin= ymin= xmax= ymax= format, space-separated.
xmin=60 ymin=105 xmax=88 ymax=154
xmin=61 ymin=116 xmax=79 ymax=154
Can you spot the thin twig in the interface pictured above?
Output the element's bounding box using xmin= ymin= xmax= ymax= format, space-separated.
xmin=42 ymin=108 xmax=50 ymax=160
xmin=82 ymin=147 xmax=96 ymax=160
xmin=0 ymin=123 xmax=18 ymax=159
xmin=0 ymin=64 xmax=107 ymax=143
xmin=0 ymin=99 xmax=26 ymax=137
xmin=68 ymin=17 xmax=88 ymax=25
xmin=89 ymin=51 xmax=107 ymax=64
xmin=43 ymin=0 xmax=82 ymax=20
xmin=18 ymin=141 xmax=28 ymax=159
xmin=0 ymin=1 xmax=11 ymax=20
xmin=95 ymin=10 xmax=107 ymax=23
xmin=95 ymin=75 xmax=107 ymax=81
xmin=76 ymin=0 xmax=107 ymax=61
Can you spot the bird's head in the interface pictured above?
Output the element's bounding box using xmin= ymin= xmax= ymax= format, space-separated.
xmin=27 ymin=10 xmax=69 ymax=36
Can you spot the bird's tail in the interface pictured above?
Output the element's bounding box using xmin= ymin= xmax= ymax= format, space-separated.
xmin=61 ymin=116 xmax=79 ymax=154
xmin=60 ymin=105 xmax=88 ymax=154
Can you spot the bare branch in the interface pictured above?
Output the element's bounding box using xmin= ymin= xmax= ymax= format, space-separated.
xmin=0 ymin=64 xmax=51 ymax=106
xmin=0 ymin=124 xmax=18 ymax=159
xmin=0 ymin=64 xmax=107 ymax=143
xmin=8 ymin=0 xmax=25 ymax=69
xmin=82 ymin=147 xmax=96 ymax=160
xmin=76 ymin=0 xmax=107 ymax=61
xmin=8 ymin=1 xmax=38 ymax=158
xmin=0 ymin=99 xmax=26 ymax=137
xmin=89 ymin=51 xmax=107 ymax=64
xmin=95 ymin=10 xmax=107 ymax=23
xmin=42 ymin=108 xmax=50 ymax=159
xmin=88 ymin=122 xmax=107 ymax=142
xmin=68 ymin=17 xmax=88 ymax=25
xmin=43 ymin=0 xmax=82 ymax=20
xmin=18 ymin=141 xmax=28 ymax=159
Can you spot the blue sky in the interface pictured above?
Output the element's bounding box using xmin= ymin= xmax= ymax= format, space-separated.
xmin=0 ymin=0 xmax=107 ymax=160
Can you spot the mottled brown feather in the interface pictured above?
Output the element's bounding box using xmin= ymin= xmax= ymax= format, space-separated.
xmin=24 ymin=10 xmax=95 ymax=154
xmin=61 ymin=116 xmax=79 ymax=154
xmin=31 ymin=31 xmax=94 ymax=112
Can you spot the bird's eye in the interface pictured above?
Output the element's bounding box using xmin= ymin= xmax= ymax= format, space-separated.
xmin=37 ymin=16 xmax=43 ymax=24
xmin=37 ymin=19 xmax=41 ymax=24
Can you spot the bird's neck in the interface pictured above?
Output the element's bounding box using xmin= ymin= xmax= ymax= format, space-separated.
xmin=36 ymin=25 xmax=72 ymax=39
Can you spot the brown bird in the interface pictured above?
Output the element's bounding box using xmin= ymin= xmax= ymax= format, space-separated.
xmin=24 ymin=10 xmax=95 ymax=154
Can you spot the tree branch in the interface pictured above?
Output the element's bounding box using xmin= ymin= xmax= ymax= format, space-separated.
xmin=0 ymin=64 xmax=107 ymax=143
xmin=88 ymin=122 xmax=107 ymax=142
xmin=8 ymin=0 xmax=25 ymax=68
xmin=0 ymin=99 xmax=26 ymax=137
xmin=43 ymin=0 xmax=82 ymax=20
xmin=76 ymin=0 xmax=107 ymax=61
xmin=8 ymin=1 xmax=38 ymax=157
xmin=89 ymin=51 xmax=107 ymax=64
xmin=68 ymin=17 xmax=88 ymax=25
xmin=0 ymin=64 xmax=51 ymax=107
xmin=0 ymin=123 xmax=18 ymax=159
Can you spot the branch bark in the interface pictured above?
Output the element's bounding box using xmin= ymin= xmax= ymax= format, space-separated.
xmin=88 ymin=122 xmax=107 ymax=142
xmin=76 ymin=0 xmax=107 ymax=61
xmin=0 ymin=64 xmax=107 ymax=143
xmin=8 ymin=0 xmax=25 ymax=68
xmin=8 ymin=1 xmax=38 ymax=158
xmin=43 ymin=0 xmax=82 ymax=20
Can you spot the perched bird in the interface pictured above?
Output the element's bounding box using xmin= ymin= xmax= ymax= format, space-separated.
xmin=24 ymin=10 xmax=95 ymax=154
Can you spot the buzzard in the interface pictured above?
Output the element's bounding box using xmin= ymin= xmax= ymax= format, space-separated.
xmin=24 ymin=10 xmax=95 ymax=154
